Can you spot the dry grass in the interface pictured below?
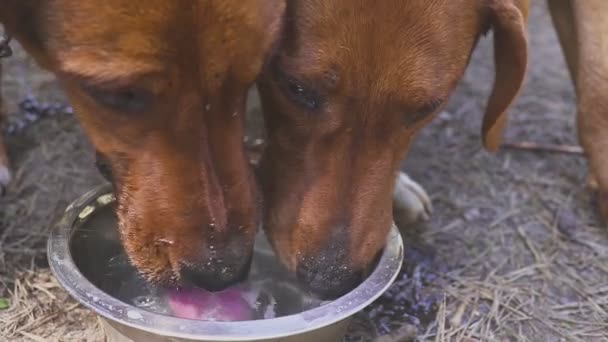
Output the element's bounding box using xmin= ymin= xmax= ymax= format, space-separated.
xmin=0 ymin=270 xmax=103 ymax=341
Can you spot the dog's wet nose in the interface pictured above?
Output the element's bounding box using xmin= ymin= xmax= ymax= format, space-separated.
xmin=180 ymin=259 xmax=251 ymax=292
xmin=296 ymin=254 xmax=363 ymax=300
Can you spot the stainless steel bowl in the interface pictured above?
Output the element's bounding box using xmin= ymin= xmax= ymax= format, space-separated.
xmin=48 ymin=185 xmax=403 ymax=342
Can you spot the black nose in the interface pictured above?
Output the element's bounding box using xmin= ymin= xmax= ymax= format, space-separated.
xmin=180 ymin=259 xmax=251 ymax=292
xmin=296 ymin=256 xmax=363 ymax=300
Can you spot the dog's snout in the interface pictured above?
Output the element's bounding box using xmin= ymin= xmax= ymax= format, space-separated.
xmin=180 ymin=257 xmax=251 ymax=292
xmin=296 ymin=238 xmax=363 ymax=299
xmin=297 ymin=258 xmax=363 ymax=299
xmin=179 ymin=239 xmax=253 ymax=291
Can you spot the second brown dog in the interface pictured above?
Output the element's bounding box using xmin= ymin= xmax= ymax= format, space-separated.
xmin=257 ymin=0 xmax=606 ymax=298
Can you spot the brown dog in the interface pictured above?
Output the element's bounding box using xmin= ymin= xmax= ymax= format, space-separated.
xmin=258 ymin=0 xmax=606 ymax=298
xmin=0 ymin=0 xmax=284 ymax=290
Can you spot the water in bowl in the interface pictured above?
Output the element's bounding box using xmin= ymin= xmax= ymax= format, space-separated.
xmin=71 ymin=204 xmax=328 ymax=322
xmin=111 ymin=234 xmax=326 ymax=321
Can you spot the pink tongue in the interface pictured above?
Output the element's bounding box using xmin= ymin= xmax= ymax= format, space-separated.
xmin=166 ymin=287 xmax=252 ymax=322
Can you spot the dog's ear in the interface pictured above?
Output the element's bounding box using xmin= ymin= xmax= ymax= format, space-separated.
xmin=481 ymin=0 xmax=529 ymax=152
xmin=0 ymin=0 xmax=52 ymax=69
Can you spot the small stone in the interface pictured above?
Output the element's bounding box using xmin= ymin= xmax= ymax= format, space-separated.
xmin=438 ymin=111 xmax=452 ymax=122
xmin=464 ymin=208 xmax=480 ymax=221
xmin=556 ymin=209 xmax=577 ymax=239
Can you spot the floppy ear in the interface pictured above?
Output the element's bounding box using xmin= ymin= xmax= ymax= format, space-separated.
xmin=481 ymin=0 xmax=529 ymax=152
xmin=0 ymin=0 xmax=52 ymax=69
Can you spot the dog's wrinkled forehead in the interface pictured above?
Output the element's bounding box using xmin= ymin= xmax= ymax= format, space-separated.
xmin=43 ymin=0 xmax=278 ymax=82
xmin=282 ymin=0 xmax=486 ymax=98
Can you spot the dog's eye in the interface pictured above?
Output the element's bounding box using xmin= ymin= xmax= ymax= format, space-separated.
xmin=282 ymin=76 xmax=321 ymax=111
xmin=404 ymin=99 xmax=444 ymax=126
xmin=84 ymin=86 xmax=152 ymax=113
xmin=272 ymin=65 xmax=322 ymax=111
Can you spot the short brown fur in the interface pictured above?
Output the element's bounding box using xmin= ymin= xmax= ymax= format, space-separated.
xmin=258 ymin=0 xmax=530 ymax=297
xmin=0 ymin=0 xmax=284 ymax=289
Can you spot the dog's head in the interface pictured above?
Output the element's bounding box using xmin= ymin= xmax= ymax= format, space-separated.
xmin=258 ymin=0 xmax=528 ymax=298
xmin=1 ymin=0 xmax=284 ymax=290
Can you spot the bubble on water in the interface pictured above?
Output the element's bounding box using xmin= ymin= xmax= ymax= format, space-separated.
xmin=127 ymin=310 xmax=143 ymax=320
xmin=133 ymin=295 xmax=156 ymax=308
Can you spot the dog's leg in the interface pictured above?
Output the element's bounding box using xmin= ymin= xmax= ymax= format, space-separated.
xmin=393 ymin=171 xmax=432 ymax=227
xmin=0 ymin=62 xmax=10 ymax=194
xmin=547 ymin=1 xmax=578 ymax=85
xmin=548 ymin=0 xmax=608 ymax=221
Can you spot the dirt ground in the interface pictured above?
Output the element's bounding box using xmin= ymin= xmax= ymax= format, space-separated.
xmin=1 ymin=2 xmax=608 ymax=341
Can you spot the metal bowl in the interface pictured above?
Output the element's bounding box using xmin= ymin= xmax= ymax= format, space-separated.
xmin=48 ymin=184 xmax=403 ymax=342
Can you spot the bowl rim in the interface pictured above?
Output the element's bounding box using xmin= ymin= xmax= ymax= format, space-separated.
xmin=48 ymin=184 xmax=403 ymax=341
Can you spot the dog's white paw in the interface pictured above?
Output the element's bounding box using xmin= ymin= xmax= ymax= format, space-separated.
xmin=392 ymin=171 xmax=432 ymax=226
